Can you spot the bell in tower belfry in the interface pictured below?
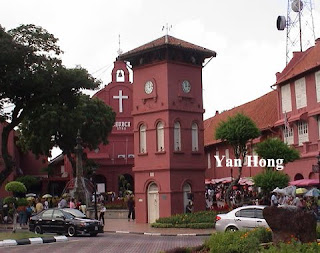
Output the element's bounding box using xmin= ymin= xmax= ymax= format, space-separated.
xmin=111 ymin=60 xmax=129 ymax=83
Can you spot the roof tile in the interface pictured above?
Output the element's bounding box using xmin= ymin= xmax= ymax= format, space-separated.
xmin=204 ymin=91 xmax=278 ymax=146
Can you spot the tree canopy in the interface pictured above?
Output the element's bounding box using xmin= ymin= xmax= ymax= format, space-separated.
xmin=253 ymin=170 xmax=289 ymax=195
xmin=0 ymin=24 xmax=114 ymax=186
xmin=254 ymin=137 xmax=300 ymax=169
xmin=215 ymin=113 xmax=260 ymax=163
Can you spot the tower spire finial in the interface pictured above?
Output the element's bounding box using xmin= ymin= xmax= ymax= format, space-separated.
xmin=162 ymin=23 xmax=172 ymax=43
xmin=117 ymin=34 xmax=123 ymax=56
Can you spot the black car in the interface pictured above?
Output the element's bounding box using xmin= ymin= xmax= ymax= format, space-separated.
xmin=29 ymin=208 xmax=104 ymax=237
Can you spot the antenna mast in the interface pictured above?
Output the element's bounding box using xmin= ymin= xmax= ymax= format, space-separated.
xmin=277 ymin=0 xmax=316 ymax=65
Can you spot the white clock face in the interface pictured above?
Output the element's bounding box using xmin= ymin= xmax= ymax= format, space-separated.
xmin=182 ymin=80 xmax=191 ymax=93
xmin=144 ymin=81 xmax=154 ymax=94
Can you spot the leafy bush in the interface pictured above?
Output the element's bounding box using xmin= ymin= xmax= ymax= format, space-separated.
xmin=105 ymin=199 xmax=127 ymax=209
xmin=16 ymin=198 xmax=28 ymax=207
xmin=260 ymin=240 xmax=320 ymax=252
xmin=248 ymin=227 xmax=272 ymax=243
xmin=16 ymin=175 xmax=40 ymax=191
xmin=152 ymin=211 xmax=217 ymax=229
xmin=205 ymin=230 xmax=260 ymax=253
xmin=5 ymin=181 xmax=27 ymax=194
xmin=152 ymin=222 xmax=213 ymax=229
xmin=253 ymin=170 xmax=289 ymax=194
xmin=3 ymin=196 xmax=16 ymax=205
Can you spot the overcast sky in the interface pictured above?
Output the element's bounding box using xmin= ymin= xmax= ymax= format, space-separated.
xmin=1 ymin=0 xmax=320 ymax=120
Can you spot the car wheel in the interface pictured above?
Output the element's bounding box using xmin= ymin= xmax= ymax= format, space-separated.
xmin=90 ymin=233 xmax=98 ymax=237
xmin=67 ymin=226 xmax=77 ymax=237
xmin=35 ymin=225 xmax=43 ymax=234
xmin=226 ymin=226 xmax=238 ymax=232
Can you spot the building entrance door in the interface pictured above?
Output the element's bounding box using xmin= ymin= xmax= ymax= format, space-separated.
xmin=148 ymin=182 xmax=159 ymax=223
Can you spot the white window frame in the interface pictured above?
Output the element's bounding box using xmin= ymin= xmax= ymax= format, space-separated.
xmin=139 ymin=124 xmax=147 ymax=153
xmin=207 ymin=153 xmax=211 ymax=169
xmin=191 ymin=122 xmax=199 ymax=151
xmin=156 ymin=121 xmax=164 ymax=152
xmin=215 ymin=150 xmax=219 ymax=167
xmin=297 ymin=121 xmax=308 ymax=146
xmin=295 ymin=77 xmax=307 ymax=109
xmin=174 ymin=121 xmax=181 ymax=151
xmin=281 ymin=83 xmax=292 ymax=113
xmin=283 ymin=126 xmax=294 ymax=145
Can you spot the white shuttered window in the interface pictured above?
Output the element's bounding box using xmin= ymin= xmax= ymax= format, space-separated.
xmin=281 ymin=84 xmax=292 ymax=113
xmin=297 ymin=121 xmax=308 ymax=146
xmin=295 ymin=78 xmax=307 ymax=109
xmin=191 ymin=123 xmax=199 ymax=151
xmin=283 ymin=126 xmax=294 ymax=145
xmin=157 ymin=121 xmax=164 ymax=152
xmin=174 ymin=122 xmax=181 ymax=151
xmin=139 ymin=124 xmax=147 ymax=153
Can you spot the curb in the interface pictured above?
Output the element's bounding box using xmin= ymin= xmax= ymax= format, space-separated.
xmin=0 ymin=236 xmax=68 ymax=247
xmin=109 ymin=231 xmax=211 ymax=236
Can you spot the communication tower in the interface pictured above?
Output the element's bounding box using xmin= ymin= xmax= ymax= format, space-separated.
xmin=277 ymin=0 xmax=316 ymax=64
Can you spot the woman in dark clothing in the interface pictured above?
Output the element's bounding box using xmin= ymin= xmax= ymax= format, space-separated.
xmin=127 ymin=195 xmax=135 ymax=221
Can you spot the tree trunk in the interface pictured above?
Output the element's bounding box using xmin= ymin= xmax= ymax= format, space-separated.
xmin=225 ymin=166 xmax=242 ymax=208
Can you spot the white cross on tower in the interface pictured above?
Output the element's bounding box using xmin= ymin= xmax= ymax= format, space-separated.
xmin=113 ymin=90 xmax=128 ymax=113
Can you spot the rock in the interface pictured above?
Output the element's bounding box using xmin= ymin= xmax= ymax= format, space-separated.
xmin=263 ymin=206 xmax=317 ymax=244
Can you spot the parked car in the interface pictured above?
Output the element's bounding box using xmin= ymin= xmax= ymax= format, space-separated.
xmin=215 ymin=205 xmax=269 ymax=232
xmin=29 ymin=208 xmax=104 ymax=237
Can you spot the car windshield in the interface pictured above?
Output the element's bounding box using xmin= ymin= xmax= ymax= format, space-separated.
xmin=62 ymin=208 xmax=86 ymax=218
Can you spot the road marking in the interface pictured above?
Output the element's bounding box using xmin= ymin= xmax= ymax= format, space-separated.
xmin=115 ymin=231 xmax=130 ymax=233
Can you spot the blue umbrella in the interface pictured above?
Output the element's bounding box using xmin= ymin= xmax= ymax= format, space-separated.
xmin=304 ymin=188 xmax=320 ymax=197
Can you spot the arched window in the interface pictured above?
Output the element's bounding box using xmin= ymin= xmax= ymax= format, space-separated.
xmin=156 ymin=121 xmax=164 ymax=152
xmin=139 ymin=124 xmax=147 ymax=153
xmin=191 ymin=122 xmax=199 ymax=151
xmin=116 ymin=69 xmax=125 ymax=82
xmin=174 ymin=121 xmax=181 ymax=151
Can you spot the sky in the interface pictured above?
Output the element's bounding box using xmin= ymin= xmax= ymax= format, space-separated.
xmin=1 ymin=0 xmax=320 ymax=121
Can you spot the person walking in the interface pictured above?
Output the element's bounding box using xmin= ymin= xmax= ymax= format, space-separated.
xmin=127 ymin=195 xmax=135 ymax=221
xmin=99 ymin=202 xmax=106 ymax=225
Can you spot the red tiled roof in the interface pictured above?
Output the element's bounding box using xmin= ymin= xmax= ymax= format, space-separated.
xmin=204 ymin=91 xmax=278 ymax=147
xmin=119 ymin=35 xmax=216 ymax=60
xmin=276 ymin=38 xmax=320 ymax=85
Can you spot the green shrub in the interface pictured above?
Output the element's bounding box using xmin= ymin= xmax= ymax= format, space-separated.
xmin=16 ymin=198 xmax=28 ymax=207
xmin=151 ymin=222 xmax=213 ymax=229
xmin=260 ymin=240 xmax=320 ymax=253
xmin=249 ymin=227 xmax=272 ymax=243
xmin=16 ymin=175 xmax=40 ymax=191
xmin=3 ymin=196 xmax=16 ymax=205
xmin=205 ymin=230 xmax=260 ymax=253
xmin=155 ymin=211 xmax=216 ymax=225
xmin=5 ymin=181 xmax=27 ymax=194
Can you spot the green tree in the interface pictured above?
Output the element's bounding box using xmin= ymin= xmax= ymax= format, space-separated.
xmin=16 ymin=175 xmax=40 ymax=192
xmin=215 ymin=113 xmax=260 ymax=206
xmin=254 ymin=137 xmax=300 ymax=170
xmin=253 ymin=170 xmax=290 ymax=196
xmin=4 ymin=181 xmax=27 ymax=232
xmin=18 ymin=95 xmax=115 ymax=175
xmin=0 ymin=24 xmax=105 ymax=186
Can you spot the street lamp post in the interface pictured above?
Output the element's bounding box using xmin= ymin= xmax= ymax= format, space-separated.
xmin=317 ymin=152 xmax=320 ymax=189
xmin=91 ymin=167 xmax=98 ymax=220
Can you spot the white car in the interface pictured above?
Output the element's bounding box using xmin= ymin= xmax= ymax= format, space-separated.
xmin=215 ymin=205 xmax=269 ymax=232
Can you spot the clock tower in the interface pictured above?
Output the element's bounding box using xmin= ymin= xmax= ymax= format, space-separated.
xmin=119 ymin=35 xmax=216 ymax=223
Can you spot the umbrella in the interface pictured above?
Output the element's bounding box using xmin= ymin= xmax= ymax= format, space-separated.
xmin=304 ymin=188 xmax=320 ymax=197
xmin=296 ymin=188 xmax=308 ymax=195
xmin=27 ymin=196 xmax=35 ymax=201
xmin=42 ymin=194 xmax=53 ymax=198
xmin=26 ymin=193 xmax=36 ymax=197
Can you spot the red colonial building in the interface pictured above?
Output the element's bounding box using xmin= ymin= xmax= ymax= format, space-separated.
xmin=0 ymin=123 xmax=48 ymax=197
xmin=274 ymin=38 xmax=320 ymax=181
xmin=204 ymin=91 xmax=279 ymax=180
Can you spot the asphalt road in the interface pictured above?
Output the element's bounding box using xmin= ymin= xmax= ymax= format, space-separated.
xmin=2 ymin=233 xmax=209 ymax=253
